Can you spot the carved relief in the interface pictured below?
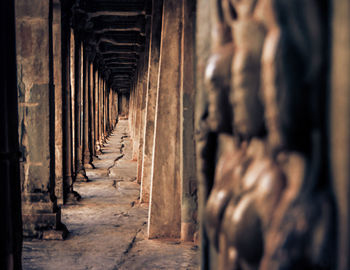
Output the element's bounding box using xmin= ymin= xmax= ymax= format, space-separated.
xmin=202 ymin=0 xmax=335 ymax=269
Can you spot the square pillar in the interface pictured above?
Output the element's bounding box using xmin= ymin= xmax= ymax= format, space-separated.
xmin=140 ymin=0 xmax=164 ymax=203
xmin=148 ymin=0 xmax=183 ymax=239
xmin=16 ymin=0 xmax=66 ymax=238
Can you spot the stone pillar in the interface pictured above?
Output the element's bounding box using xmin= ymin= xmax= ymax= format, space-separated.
xmin=132 ymin=69 xmax=140 ymax=154
xmin=132 ymin=56 xmax=145 ymax=161
xmin=101 ymin=78 xmax=105 ymax=143
xmin=131 ymin=82 xmax=137 ymax=133
xmin=88 ymin=62 xmax=95 ymax=158
xmin=94 ymin=69 xmax=100 ymax=154
xmin=140 ymin=0 xmax=163 ymax=203
xmin=119 ymin=93 xmax=129 ymax=119
xmin=106 ymin=87 xmax=109 ymax=134
xmin=74 ymin=41 xmax=88 ymax=181
xmin=115 ymin=92 xmax=119 ymax=124
xmin=148 ymin=0 xmax=183 ymax=239
xmin=53 ymin=0 xmax=64 ymax=205
xmin=70 ymin=29 xmax=76 ymax=176
xmin=195 ymin=0 xmax=213 ymax=267
xmin=0 ymin=0 xmax=22 ymax=266
xmin=99 ymin=77 xmax=104 ymax=147
xmin=109 ymin=89 xmax=113 ymax=131
xmin=106 ymin=87 xmax=110 ymax=134
xmin=95 ymin=73 xmax=101 ymax=153
xmin=62 ymin=14 xmax=77 ymax=203
xmin=16 ymin=0 xmax=66 ymax=238
xmin=129 ymin=86 xmax=135 ymax=127
xmin=102 ymin=81 xmax=106 ymax=140
xmin=180 ymin=0 xmax=197 ymax=242
xmin=82 ymin=48 xmax=93 ymax=168
xmin=331 ymin=1 xmax=350 ymax=269
xmin=137 ymin=17 xmax=152 ymax=185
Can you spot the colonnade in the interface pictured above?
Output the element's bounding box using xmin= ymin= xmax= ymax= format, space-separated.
xmin=14 ymin=0 xmax=198 ymax=243
xmin=16 ymin=0 xmax=120 ymax=238
xmin=128 ymin=0 xmax=198 ymax=241
xmin=3 ymin=0 xmax=350 ymax=269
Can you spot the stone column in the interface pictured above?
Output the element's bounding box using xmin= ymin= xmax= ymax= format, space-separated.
xmin=331 ymin=1 xmax=350 ymax=269
xmin=88 ymin=62 xmax=95 ymax=158
xmin=94 ymin=68 xmax=99 ymax=154
xmin=102 ymin=81 xmax=106 ymax=141
xmin=53 ymin=0 xmax=64 ymax=205
xmin=62 ymin=14 xmax=77 ymax=203
xmin=99 ymin=77 xmax=104 ymax=147
xmin=137 ymin=16 xmax=152 ymax=184
xmin=131 ymin=82 xmax=137 ymax=132
xmin=106 ymin=88 xmax=110 ymax=134
xmin=128 ymin=86 xmax=135 ymax=127
xmin=1 ymin=0 xmax=22 ymax=266
xmin=119 ymin=93 xmax=128 ymax=119
xmin=132 ymin=55 xmax=144 ymax=161
xmin=74 ymin=40 xmax=88 ymax=181
xmin=100 ymin=78 xmax=105 ymax=143
xmin=148 ymin=0 xmax=183 ymax=239
xmin=70 ymin=29 xmax=76 ymax=176
xmin=195 ymin=0 xmax=213 ymax=267
xmin=16 ymin=0 xmax=66 ymax=238
xmin=114 ymin=92 xmax=119 ymax=124
xmin=106 ymin=87 xmax=109 ymax=134
xmin=140 ymin=0 xmax=163 ymax=203
xmin=109 ymin=89 xmax=113 ymax=131
xmin=95 ymin=73 xmax=101 ymax=153
xmin=180 ymin=0 xmax=197 ymax=242
xmin=131 ymin=70 xmax=139 ymax=149
xmin=82 ymin=48 xmax=93 ymax=168
xmin=105 ymin=86 xmax=109 ymax=136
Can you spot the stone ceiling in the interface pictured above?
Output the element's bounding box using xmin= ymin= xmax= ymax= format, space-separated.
xmin=71 ymin=0 xmax=151 ymax=93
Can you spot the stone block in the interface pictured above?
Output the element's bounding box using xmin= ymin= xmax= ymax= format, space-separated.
xmin=42 ymin=229 xmax=67 ymax=240
xmin=15 ymin=0 xmax=49 ymax=19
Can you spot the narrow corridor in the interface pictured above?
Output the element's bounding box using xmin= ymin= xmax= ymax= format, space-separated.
xmin=22 ymin=120 xmax=198 ymax=270
xmin=3 ymin=0 xmax=350 ymax=269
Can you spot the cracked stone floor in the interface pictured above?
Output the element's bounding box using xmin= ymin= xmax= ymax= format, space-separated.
xmin=22 ymin=120 xmax=199 ymax=270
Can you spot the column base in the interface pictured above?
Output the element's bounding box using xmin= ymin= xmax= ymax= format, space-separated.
xmin=83 ymin=152 xmax=95 ymax=169
xmin=42 ymin=227 xmax=68 ymax=240
xmin=22 ymin=194 xmax=68 ymax=240
xmin=75 ymin=168 xmax=89 ymax=182
xmin=84 ymin=163 xmax=95 ymax=169
xmin=93 ymin=155 xmax=101 ymax=161
xmin=100 ymin=137 xmax=106 ymax=146
xmin=181 ymin=222 xmax=197 ymax=242
xmin=96 ymin=142 xmax=103 ymax=155
xmin=65 ymin=190 xmax=82 ymax=205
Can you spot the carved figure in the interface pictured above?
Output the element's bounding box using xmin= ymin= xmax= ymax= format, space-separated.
xmin=203 ymin=0 xmax=335 ymax=269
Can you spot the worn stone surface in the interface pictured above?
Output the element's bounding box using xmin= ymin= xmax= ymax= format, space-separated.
xmin=331 ymin=1 xmax=350 ymax=269
xmin=180 ymin=0 xmax=198 ymax=242
xmin=140 ymin=0 xmax=163 ymax=204
xmin=53 ymin=0 xmax=64 ymax=205
xmin=148 ymin=0 xmax=183 ymax=239
xmin=15 ymin=0 xmax=62 ymax=237
xmin=22 ymin=120 xmax=198 ymax=270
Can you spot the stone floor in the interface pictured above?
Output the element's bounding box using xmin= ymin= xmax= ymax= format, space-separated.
xmin=22 ymin=120 xmax=198 ymax=270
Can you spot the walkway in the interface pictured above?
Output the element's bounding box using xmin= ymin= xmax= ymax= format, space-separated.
xmin=22 ymin=120 xmax=198 ymax=270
